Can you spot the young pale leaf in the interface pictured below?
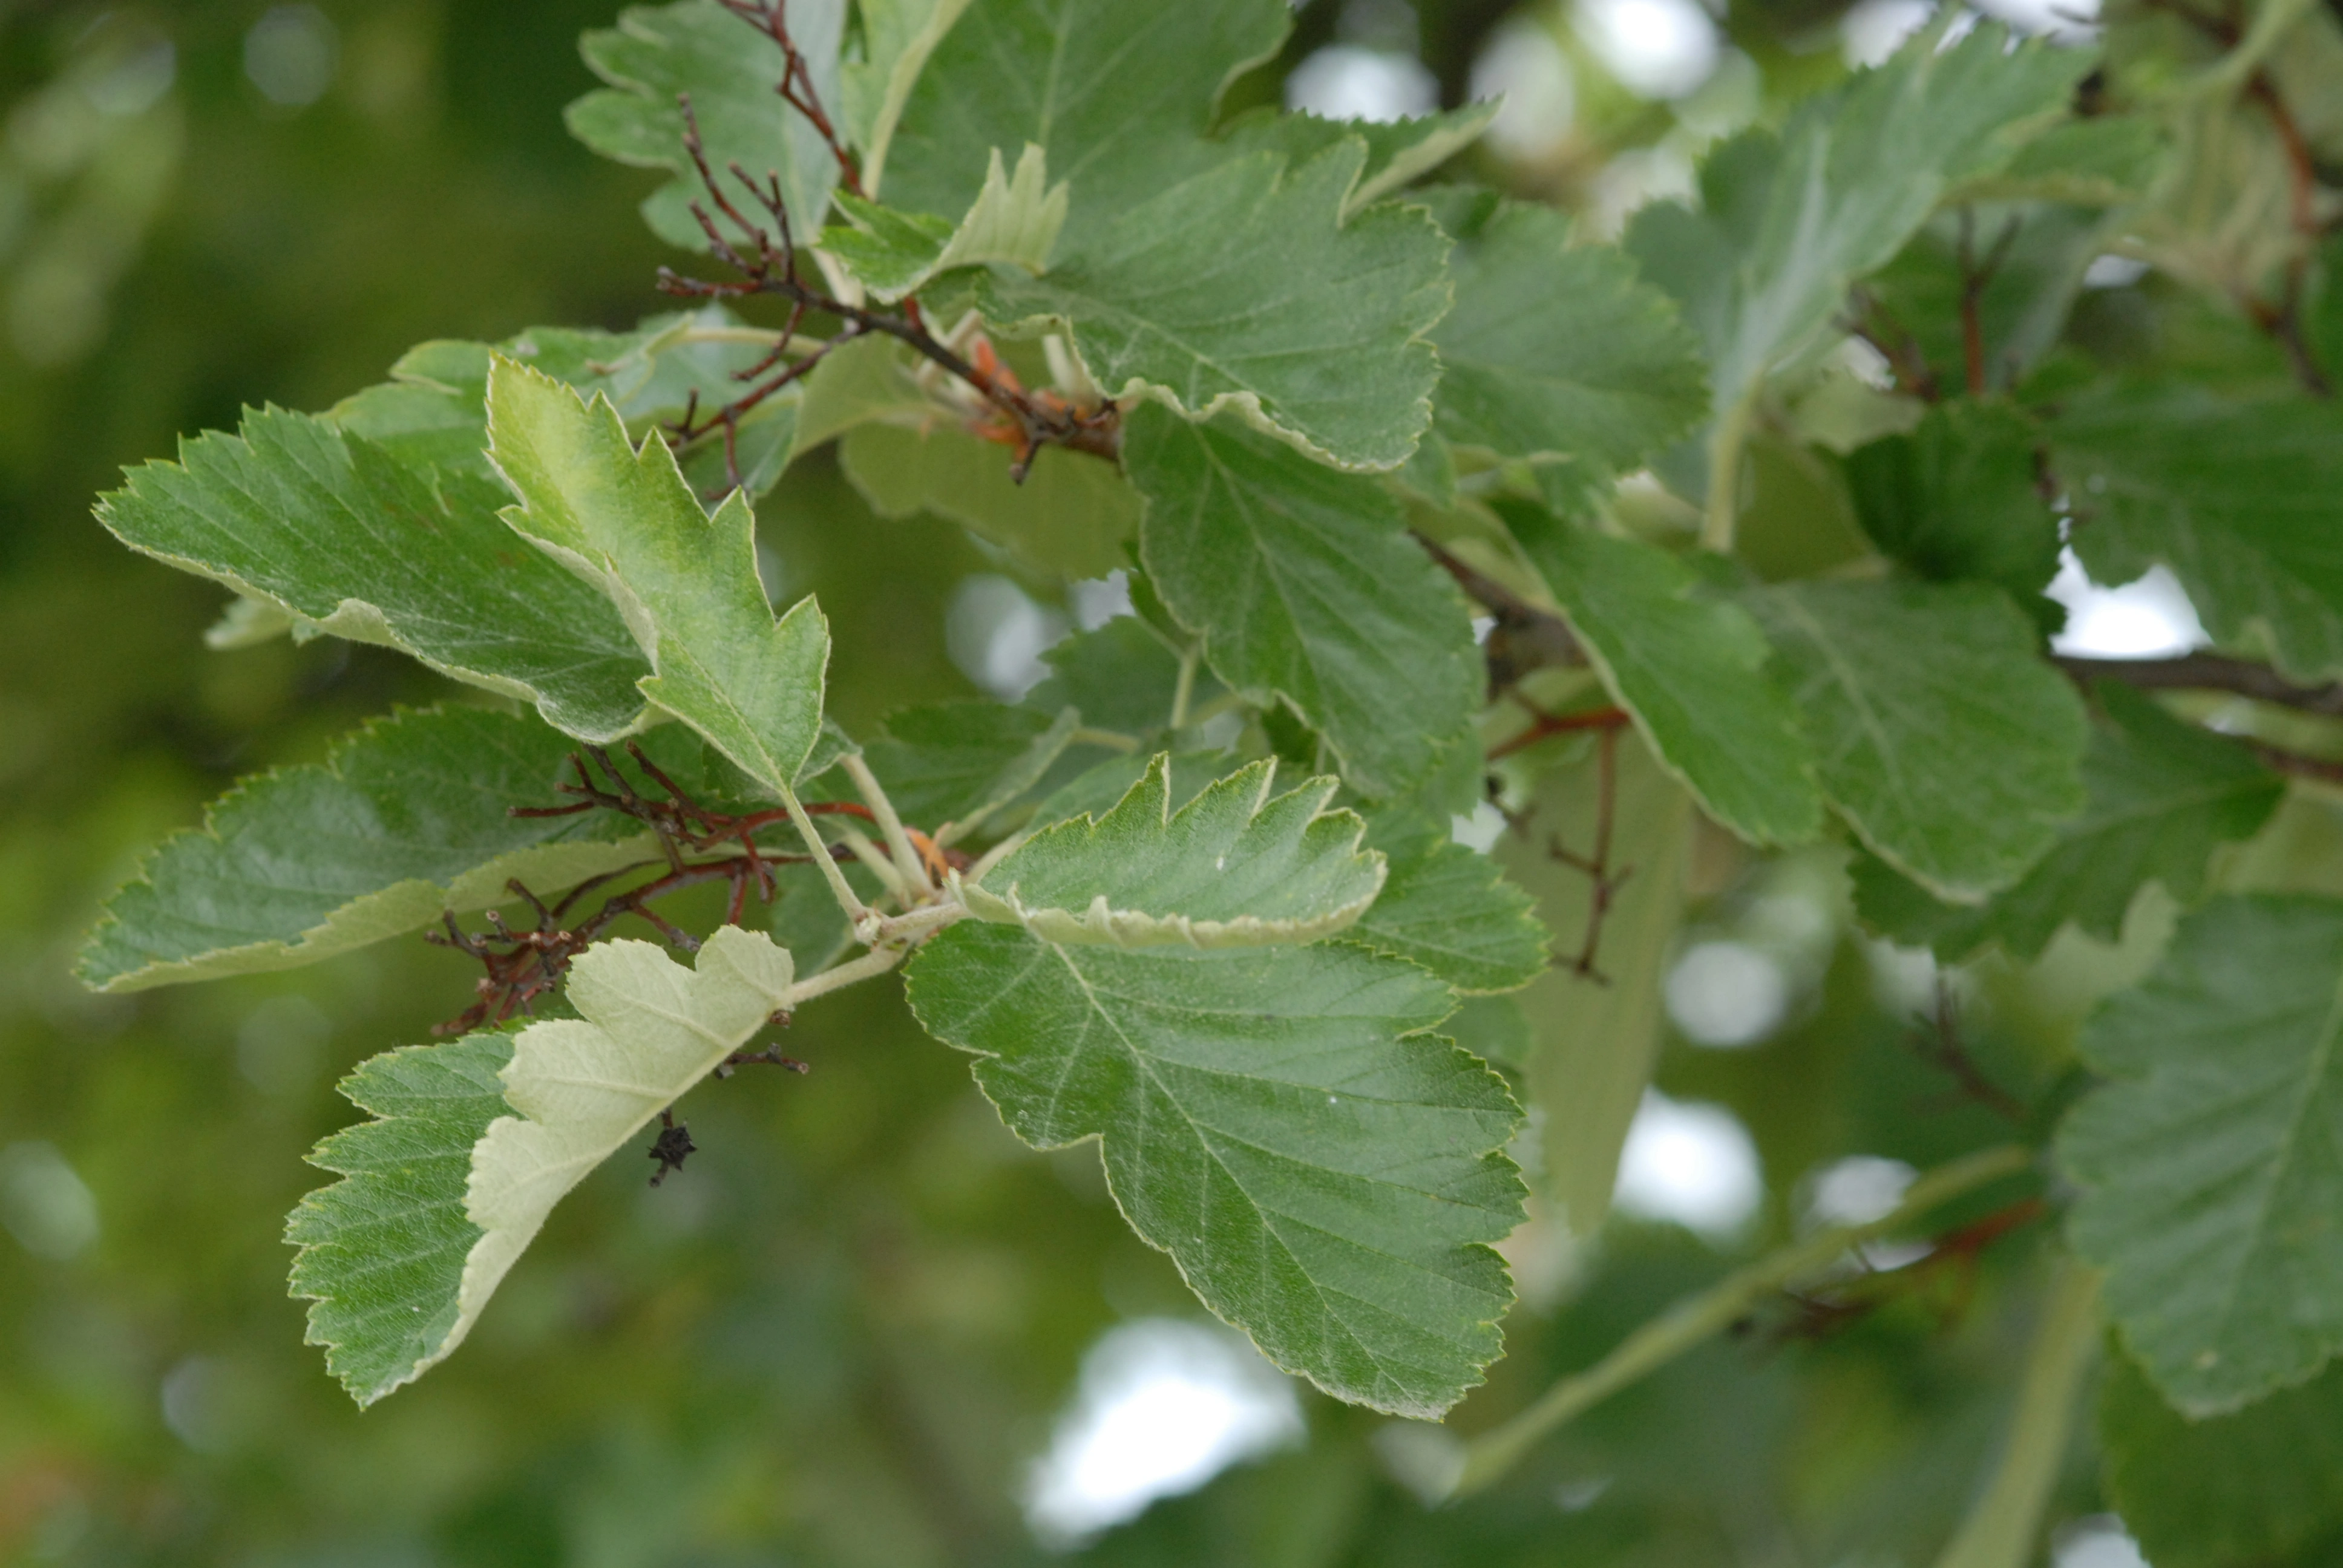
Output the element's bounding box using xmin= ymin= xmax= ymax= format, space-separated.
xmin=906 ymin=923 xmax=1522 ymax=1417
xmin=1432 ymin=197 xmax=1707 ymax=486
xmin=1746 ymin=580 xmax=2087 ymax=900
xmin=96 ymin=408 xmax=653 ymax=741
xmin=1349 ymin=811 xmax=1548 ymax=995
xmin=839 ymin=0 xmax=974 ymax=196
xmin=1846 ymin=399 xmax=2062 ymax=622
xmin=825 ymin=144 xmax=1066 ymax=300
xmin=961 ymin=756 xmax=1383 ymax=948
xmin=880 ymin=0 xmax=1287 ymax=230
xmin=1502 ymin=506 xmax=1821 ymax=848
xmin=487 ymin=356 xmax=831 ymax=796
xmin=978 ymin=143 xmax=1452 ymax=471
xmin=1628 ymin=24 xmax=2088 ymax=413
xmin=2052 ymin=379 xmax=2343 ymax=683
xmin=838 ymin=418 xmax=1136 ymax=580
xmin=2100 ymin=1350 xmax=2343 ymax=1568
xmin=461 ymin=928 xmax=795 ymax=1342
xmin=567 ymin=0 xmax=847 ymax=249
xmin=1853 ymin=683 xmax=2281 ymax=959
xmin=290 ymin=927 xmax=798 ymax=1405
xmin=1221 ymin=105 xmax=1497 ymax=219
xmin=2060 ymin=895 xmax=2343 ymax=1415
xmin=1126 ymin=408 xmax=1481 ymax=798
xmin=78 ymin=708 xmax=664 ymax=994
xmin=286 ymin=1033 xmax=516 ymax=1408
xmin=1496 ymin=732 xmax=1694 ymax=1235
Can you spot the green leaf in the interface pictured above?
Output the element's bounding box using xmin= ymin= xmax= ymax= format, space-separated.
xmin=1432 ymin=197 xmax=1707 ymax=486
xmin=2059 ymin=895 xmax=2343 ymax=1414
xmin=862 ymin=701 xmax=1082 ymax=831
xmin=905 ymin=923 xmax=1522 ymax=1416
xmin=880 ymin=0 xmax=1288 ymax=230
xmin=286 ymin=1032 xmax=516 ymax=1407
xmin=1856 ymin=204 xmax=2110 ymax=401
xmin=1745 ymin=580 xmax=2087 ymax=900
xmin=1349 ymin=811 xmax=1548 ymax=995
xmin=789 ymin=335 xmax=933 ymax=461
xmin=1962 ymin=114 xmax=2168 ymax=207
xmin=825 ymin=144 xmax=1066 ymax=300
xmin=838 ymin=417 xmax=1136 ymax=579
xmin=2051 ymin=379 xmax=2343 ymax=683
xmin=1221 ymin=105 xmax=1496 ymax=219
xmin=291 ymin=927 xmax=800 ymax=1405
xmin=962 ymin=756 xmax=1384 ymax=948
xmin=1502 ymin=506 xmax=1821 ymax=848
xmin=567 ymin=0 xmax=847 ymax=250
xmin=94 ymin=408 xmax=654 ymax=741
xmin=2100 ymin=1349 xmax=2343 ymax=1568
xmin=1853 ymin=683 xmax=2281 ymax=959
xmin=1846 ymin=400 xmax=2062 ymax=620
xmin=839 ymin=0 xmax=974 ymax=196
xmin=77 ymin=708 xmax=670 ymax=994
xmin=487 ymin=356 xmax=831 ymax=796
xmin=1627 ymin=24 xmax=2089 ymax=414
xmin=1126 ymin=407 xmax=1480 ymax=798
xmin=1023 ymin=616 xmax=1214 ymax=738
xmin=1494 ymin=731 xmax=1694 ymax=1235
xmin=977 ymin=142 xmax=1453 ymax=471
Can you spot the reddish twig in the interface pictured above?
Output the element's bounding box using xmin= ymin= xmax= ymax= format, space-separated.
xmin=1907 ymin=978 xmax=2029 ymax=1126
xmin=1955 ymin=207 xmax=2024 ymax=398
xmin=1773 ymin=1196 xmax=2050 ymax=1343
xmin=1535 ymin=718 xmax=1636 ymax=984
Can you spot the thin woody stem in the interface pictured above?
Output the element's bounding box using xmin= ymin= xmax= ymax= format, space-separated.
xmin=842 ymin=753 xmax=933 ymax=896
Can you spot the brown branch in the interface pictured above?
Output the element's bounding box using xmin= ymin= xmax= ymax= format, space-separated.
xmin=1907 ymin=978 xmax=2028 ymax=1126
xmin=714 ymin=0 xmax=864 ymax=198
xmin=2251 ymin=741 xmax=2343 ymax=787
xmin=1411 ymin=530 xmax=1586 ymax=695
xmin=1543 ymin=719 xmax=1635 ymax=984
xmin=2243 ymin=71 xmax=2335 ymax=396
xmin=2054 ymin=652 xmax=2343 ymax=716
xmin=1956 ymin=207 xmax=2024 ymax=399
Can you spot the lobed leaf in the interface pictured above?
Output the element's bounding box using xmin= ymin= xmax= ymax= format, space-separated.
xmin=487 ymin=356 xmax=831 ymax=797
xmin=880 ymin=0 xmax=1288 ymax=231
xmin=567 ymin=0 xmax=848 ymax=250
xmin=1853 ymin=682 xmax=2281 ymax=959
xmin=1846 ymin=398 xmax=2063 ymax=624
xmin=962 ymin=756 xmax=1384 ymax=949
xmin=825 ymin=143 xmax=1066 ymax=300
xmin=1126 ymin=407 xmax=1480 ymax=798
xmin=77 ymin=708 xmax=668 ymax=994
xmin=96 ymin=408 xmax=653 ymax=741
xmin=2060 ymin=895 xmax=2343 ymax=1414
xmin=839 ymin=0 xmax=975 ymax=197
xmin=1503 ymin=506 xmax=1821 ymax=848
xmin=287 ymin=1033 xmax=516 ymax=1407
xmin=978 ymin=142 xmax=1453 ymax=471
xmin=1745 ymin=579 xmax=2087 ymax=900
xmin=289 ymin=927 xmax=799 ymax=1405
xmin=1349 ymin=811 xmax=1548 ymax=996
xmin=906 ymin=923 xmax=1523 ymax=1417
xmin=1221 ymin=105 xmax=1496 ymax=220
xmin=861 ymin=702 xmax=1084 ymax=832
xmin=1431 ymin=195 xmax=1708 ymax=487
xmin=2051 ymin=379 xmax=2343 ymax=684
xmin=1628 ymin=24 xmax=2089 ymax=414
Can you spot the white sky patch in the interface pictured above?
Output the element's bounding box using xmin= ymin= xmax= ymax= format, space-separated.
xmin=1806 ymin=1154 xmax=1918 ymax=1227
xmin=1613 ymin=1092 xmax=1763 ymax=1239
xmin=1285 ymin=44 xmax=1439 ymax=123
xmin=948 ymin=574 xmax=1067 ymax=701
xmin=1471 ymin=19 xmax=1578 ymax=158
xmin=1069 ymin=570 xmax=1132 ymax=630
xmin=2054 ymin=1515 xmax=2151 ymax=1568
xmin=2048 ymin=549 xmax=2209 ymax=660
xmin=1665 ymin=939 xmax=1790 ymax=1048
xmin=1026 ymin=1318 xmax=1305 ymax=1546
xmin=244 ymin=6 xmax=338 ymax=107
xmin=1841 ymin=0 xmax=1936 ymax=65
xmin=1575 ymin=0 xmax=1720 ymax=99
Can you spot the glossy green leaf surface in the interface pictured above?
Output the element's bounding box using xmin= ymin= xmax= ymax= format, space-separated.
xmin=2061 ymin=895 xmax=2343 ymax=1414
xmin=978 ymin=143 xmax=1452 ymax=471
xmin=1126 ymin=407 xmax=1479 ymax=798
xmin=1746 ymin=580 xmax=2087 ymax=900
xmin=962 ymin=756 xmax=1384 ymax=948
xmin=1432 ymin=197 xmax=1706 ymax=485
xmin=1505 ymin=508 xmax=1821 ymax=847
xmin=1853 ymin=682 xmax=2281 ymax=959
xmin=487 ymin=356 xmax=831 ymax=797
xmin=77 ymin=708 xmax=665 ymax=994
xmin=906 ymin=921 xmax=1522 ymax=1417
xmin=96 ymin=408 xmax=654 ymax=740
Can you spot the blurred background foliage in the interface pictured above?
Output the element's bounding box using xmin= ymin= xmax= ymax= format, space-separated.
xmin=0 ymin=1 xmax=2190 ymax=1563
